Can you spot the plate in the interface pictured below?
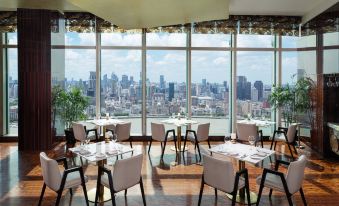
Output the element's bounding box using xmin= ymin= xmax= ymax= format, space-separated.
xmin=79 ymin=150 xmax=91 ymax=155
xmin=107 ymin=150 xmax=118 ymax=155
xmin=250 ymin=154 xmax=263 ymax=159
xmin=95 ymin=153 xmax=106 ymax=158
xmin=254 ymin=152 xmax=267 ymax=157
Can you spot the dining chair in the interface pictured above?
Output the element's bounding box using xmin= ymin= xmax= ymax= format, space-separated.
xmin=94 ymin=154 xmax=146 ymax=206
xmin=73 ymin=122 xmax=99 ymax=143
xmin=270 ymin=124 xmax=298 ymax=158
xmin=183 ymin=123 xmax=210 ymax=162
xmin=105 ymin=124 xmax=116 ymax=136
xmin=38 ymin=152 xmax=89 ymax=206
xmin=256 ymin=155 xmax=308 ymax=206
xmin=115 ymin=122 xmax=133 ymax=148
xmin=198 ymin=155 xmax=251 ymax=206
xmin=236 ymin=123 xmax=263 ymax=147
xmin=149 ymin=122 xmax=177 ymax=160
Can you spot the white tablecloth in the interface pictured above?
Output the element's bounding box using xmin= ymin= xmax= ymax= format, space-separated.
xmin=69 ymin=141 xmax=135 ymax=162
xmin=209 ymin=143 xmax=275 ymax=164
xmin=161 ymin=118 xmax=198 ymax=127
xmin=87 ymin=119 xmax=126 ymax=127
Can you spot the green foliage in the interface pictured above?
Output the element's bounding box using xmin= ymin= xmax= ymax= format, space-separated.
xmin=52 ymin=86 xmax=89 ymax=128
xmin=268 ymin=77 xmax=315 ymax=126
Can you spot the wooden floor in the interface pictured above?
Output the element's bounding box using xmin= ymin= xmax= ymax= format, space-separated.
xmin=0 ymin=141 xmax=338 ymax=206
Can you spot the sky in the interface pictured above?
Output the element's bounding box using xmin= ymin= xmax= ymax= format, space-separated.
xmin=6 ymin=32 xmax=326 ymax=85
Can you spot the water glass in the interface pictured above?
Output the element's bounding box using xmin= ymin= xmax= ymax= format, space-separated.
xmin=248 ymin=136 xmax=256 ymax=149
xmin=224 ymin=134 xmax=231 ymax=144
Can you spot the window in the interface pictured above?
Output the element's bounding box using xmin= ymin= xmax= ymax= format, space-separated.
xmin=238 ymin=34 xmax=274 ymax=48
xmin=101 ymin=50 xmax=142 ymax=134
xmin=147 ymin=33 xmax=186 ymax=47
xmin=65 ymin=32 xmax=96 ymax=46
xmin=146 ymin=50 xmax=186 ymax=134
xmin=324 ymin=32 xmax=339 ymax=46
xmin=192 ymin=34 xmax=231 ymax=47
xmin=191 ymin=50 xmax=231 ymax=135
xmin=237 ymin=51 xmax=274 ymax=136
xmin=7 ymin=48 xmax=18 ymax=135
xmin=101 ymin=33 xmax=141 ymax=46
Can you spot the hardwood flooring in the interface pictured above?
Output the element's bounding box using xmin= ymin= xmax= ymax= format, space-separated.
xmin=0 ymin=141 xmax=338 ymax=206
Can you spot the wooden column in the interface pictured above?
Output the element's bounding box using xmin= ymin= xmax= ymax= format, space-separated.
xmin=17 ymin=9 xmax=52 ymax=151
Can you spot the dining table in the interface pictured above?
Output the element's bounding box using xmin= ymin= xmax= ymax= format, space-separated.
xmin=161 ymin=118 xmax=198 ymax=152
xmin=209 ymin=142 xmax=275 ymax=204
xmin=69 ymin=141 xmax=135 ymax=203
xmin=237 ymin=119 xmax=275 ymax=127
xmin=86 ymin=118 xmax=126 ymax=138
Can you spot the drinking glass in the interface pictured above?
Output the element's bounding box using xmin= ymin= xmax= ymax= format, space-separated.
xmin=248 ymin=135 xmax=256 ymax=149
xmin=224 ymin=134 xmax=231 ymax=144
xmin=85 ymin=139 xmax=90 ymax=149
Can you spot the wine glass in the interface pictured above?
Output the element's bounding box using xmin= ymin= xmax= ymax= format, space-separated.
xmin=224 ymin=134 xmax=231 ymax=144
xmin=248 ymin=136 xmax=256 ymax=149
xmin=85 ymin=139 xmax=90 ymax=149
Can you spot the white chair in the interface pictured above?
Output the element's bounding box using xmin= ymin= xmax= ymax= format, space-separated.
xmin=198 ymin=155 xmax=251 ymax=206
xmin=149 ymin=123 xmax=177 ymax=159
xmin=270 ymin=124 xmax=298 ymax=158
xmin=115 ymin=122 xmax=132 ymax=148
xmin=183 ymin=123 xmax=210 ymax=162
xmin=38 ymin=152 xmax=89 ymax=206
xmin=256 ymin=155 xmax=308 ymax=206
xmin=236 ymin=123 xmax=263 ymax=147
xmin=73 ymin=122 xmax=99 ymax=143
xmin=94 ymin=154 xmax=146 ymax=206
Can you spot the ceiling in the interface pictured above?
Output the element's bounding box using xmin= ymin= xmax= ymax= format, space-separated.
xmin=0 ymin=0 xmax=338 ymax=29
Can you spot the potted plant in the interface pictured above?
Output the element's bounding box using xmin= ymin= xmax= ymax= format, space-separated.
xmin=53 ymin=86 xmax=90 ymax=145
xmin=52 ymin=85 xmax=63 ymax=136
xmin=268 ymin=84 xmax=296 ymax=126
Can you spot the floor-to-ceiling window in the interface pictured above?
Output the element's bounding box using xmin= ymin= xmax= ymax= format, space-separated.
xmin=191 ymin=33 xmax=231 ymax=135
xmin=101 ymin=32 xmax=142 ymax=134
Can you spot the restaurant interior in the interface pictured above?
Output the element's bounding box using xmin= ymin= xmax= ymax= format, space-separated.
xmin=1 ymin=0 xmax=339 ymax=205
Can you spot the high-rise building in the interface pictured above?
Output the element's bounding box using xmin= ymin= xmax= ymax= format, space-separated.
xmin=121 ymin=75 xmax=129 ymax=89
xmin=87 ymin=71 xmax=96 ymax=97
xmin=168 ymin=82 xmax=174 ymax=101
xmin=254 ymin=80 xmax=263 ymax=101
xmin=160 ymin=75 xmax=165 ymax=89
xmin=237 ymin=76 xmax=251 ymax=100
xmin=251 ymin=88 xmax=259 ymax=101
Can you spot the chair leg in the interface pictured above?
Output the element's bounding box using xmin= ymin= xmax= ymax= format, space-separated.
xmin=274 ymin=141 xmax=277 ymax=150
xmin=55 ymin=190 xmax=62 ymax=206
xmin=107 ymin=172 xmax=116 ymax=206
xmin=140 ymin=178 xmax=147 ymax=206
xmin=300 ymin=188 xmax=307 ymax=206
xmin=160 ymin=142 xmax=163 ymax=149
xmin=198 ymin=178 xmax=204 ymax=206
xmin=38 ymin=183 xmax=46 ymax=206
xmin=293 ymin=144 xmax=298 ymax=154
xmin=130 ymin=139 xmax=133 ymax=148
xmin=207 ymin=139 xmax=212 ymax=155
xmin=231 ymin=190 xmax=237 ymax=206
xmin=148 ymin=139 xmax=152 ymax=154
xmin=174 ymin=138 xmax=178 ymax=153
xmin=270 ymin=138 xmax=275 ymax=150
xmin=245 ymin=176 xmax=251 ymax=206
xmin=183 ymin=137 xmax=187 ymax=152
xmin=94 ymin=170 xmax=101 ymax=206
xmin=125 ymin=189 xmax=127 ymax=196
xmin=161 ymin=140 xmax=167 ymax=159
xmin=269 ymin=189 xmax=273 ymax=198
xmin=256 ymin=177 xmax=266 ymax=206
xmin=69 ymin=188 xmax=73 ymax=196
xmin=214 ymin=188 xmax=217 ymax=198
xmin=286 ymin=194 xmax=293 ymax=206
xmin=196 ymin=141 xmax=202 ymax=162
xmin=80 ymin=172 xmax=89 ymax=206
xmin=287 ymin=142 xmax=295 ymax=159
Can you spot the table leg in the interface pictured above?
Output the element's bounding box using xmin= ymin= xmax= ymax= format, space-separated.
xmin=171 ymin=126 xmax=188 ymax=152
xmin=296 ymin=124 xmax=305 ymax=149
xmin=88 ymin=159 xmax=111 ymax=202
xmin=226 ymin=160 xmax=257 ymax=204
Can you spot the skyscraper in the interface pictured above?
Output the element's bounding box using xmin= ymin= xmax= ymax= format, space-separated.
xmin=121 ymin=75 xmax=129 ymax=89
xmin=160 ymin=75 xmax=165 ymax=89
xmin=254 ymin=80 xmax=263 ymax=101
xmin=168 ymin=82 xmax=174 ymax=101
xmin=87 ymin=71 xmax=96 ymax=97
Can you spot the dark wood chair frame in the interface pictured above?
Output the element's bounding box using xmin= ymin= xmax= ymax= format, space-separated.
xmin=198 ymin=168 xmax=251 ymax=206
xmin=148 ymin=129 xmax=177 ymax=159
xmin=94 ymin=166 xmax=146 ymax=206
xmin=183 ymin=129 xmax=212 ymax=162
xmin=84 ymin=126 xmax=99 ymax=142
xmin=38 ymin=157 xmax=89 ymax=206
xmin=270 ymin=127 xmax=298 ymax=159
xmin=256 ymin=159 xmax=307 ymax=206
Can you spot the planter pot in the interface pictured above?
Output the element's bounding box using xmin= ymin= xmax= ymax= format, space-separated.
xmin=64 ymin=128 xmax=76 ymax=146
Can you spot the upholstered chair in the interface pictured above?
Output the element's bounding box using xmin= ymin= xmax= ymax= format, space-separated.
xmin=73 ymin=122 xmax=99 ymax=143
xmin=198 ymin=155 xmax=251 ymax=206
xmin=270 ymin=124 xmax=298 ymax=158
xmin=236 ymin=123 xmax=263 ymax=147
xmin=94 ymin=154 xmax=146 ymax=206
xmin=256 ymin=155 xmax=308 ymax=206
xmin=115 ymin=122 xmax=132 ymax=148
xmin=149 ymin=123 xmax=177 ymax=159
xmin=183 ymin=123 xmax=210 ymax=161
xmin=38 ymin=152 xmax=89 ymax=206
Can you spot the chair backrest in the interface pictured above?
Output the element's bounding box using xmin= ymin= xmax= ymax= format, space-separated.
xmin=105 ymin=124 xmax=116 ymax=131
xmin=285 ymin=155 xmax=307 ymax=194
xmin=73 ymin=122 xmax=87 ymax=142
xmin=236 ymin=123 xmax=258 ymax=141
xmin=286 ymin=124 xmax=297 ymax=143
xmin=196 ymin=123 xmax=210 ymax=141
xmin=112 ymin=154 xmax=143 ymax=192
xmin=203 ymin=154 xmax=235 ymax=193
xmin=115 ymin=122 xmax=131 ymax=141
xmin=39 ymin=152 xmax=62 ymax=192
xmin=151 ymin=123 xmax=166 ymax=142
